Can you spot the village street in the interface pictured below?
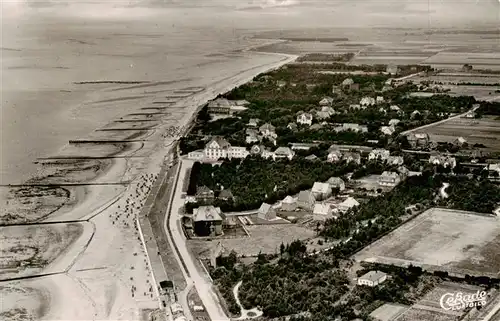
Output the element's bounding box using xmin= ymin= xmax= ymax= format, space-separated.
xmin=164 ymin=158 xmax=230 ymax=321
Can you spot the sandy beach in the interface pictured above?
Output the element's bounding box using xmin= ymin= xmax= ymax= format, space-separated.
xmin=0 ymin=30 xmax=295 ymax=321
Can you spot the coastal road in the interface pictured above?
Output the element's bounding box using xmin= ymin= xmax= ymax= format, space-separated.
xmin=164 ymin=158 xmax=230 ymax=321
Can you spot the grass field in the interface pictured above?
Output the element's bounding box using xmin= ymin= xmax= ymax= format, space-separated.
xmin=354 ymin=208 xmax=500 ymax=278
xmin=189 ymin=224 xmax=316 ymax=257
xmin=413 ymin=116 xmax=500 ymax=152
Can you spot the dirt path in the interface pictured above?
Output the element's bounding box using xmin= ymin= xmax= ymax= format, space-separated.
xmin=233 ymin=281 xmax=263 ymax=320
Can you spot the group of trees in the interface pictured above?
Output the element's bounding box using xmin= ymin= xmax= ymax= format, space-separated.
xmin=211 ymin=243 xmax=351 ymax=319
xmin=211 ymin=169 xmax=500 ymax=320
xmin=188 ymin=157 xmax=400 ymax=212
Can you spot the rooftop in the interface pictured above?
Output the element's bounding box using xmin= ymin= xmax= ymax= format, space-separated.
xmin=359 ymin=270 xmax=387 ymax=282
xmin=193 ymin=206 xmax=223 ymax=222
xmin=312 ymin=182 xmax=331 ymax=194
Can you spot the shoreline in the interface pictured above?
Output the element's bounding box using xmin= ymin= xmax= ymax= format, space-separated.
xmin=0 ymin=50 xmax=298 ymax=320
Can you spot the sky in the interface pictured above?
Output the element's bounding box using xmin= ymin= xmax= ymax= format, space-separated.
xmin=1 ymin=0 xmax=499 ymax=29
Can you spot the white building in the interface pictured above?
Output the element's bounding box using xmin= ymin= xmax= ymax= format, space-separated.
xmin=204 ymin=137 xmax=231 ymax=160
xmin=358 ymin=271 xmax=387 ymax=287
xmin=388 ymin=119 xmax=400 ymax=126
xmin=342 ymin=78 xmax=354 ymax=87
xmin=337 ymin=197 xmax=359 ymax=212
xmin=386 ymin=65 xmax=399 ymax=75
xmin=390 ymin=105 xmax=401 ymax=112
xmin=311 ymin=182 xmax=332 ymax=201
xmin=259 ymin=123 xmax=276 ymax=138
xmin=429 ymin=155 xmax=457 ymax=168
xmin=248 ymin=118 xmax=260 ymax=127
xmin=327 ymin=177 xmax=345 ymax=191
xmin=258 ymin=203 xmax=276 ymax=220
xmin=297 ymin=190 xmax=315 ymax=211
xmin=228 ymin=146 xmax=249 ymax=159
xmin=297 ymin=112 xmax=313 ymax=126
xmin=319 ymin=97 xmax=334 ymax=107
xmin=188 ymin=150 xmax=205 ymax=161
xmin=411 ymin=110 xmax=421 ymax=118
xmin=369 ymin=149 xmax=390 ymax=162
xmin=327 ymin=150 xmax=343 ymax=163
xmin=313 ymin=203 xmax=333 ymax=221
xmin=335 ymin=123 xmax=368 ymax=133
xmin=320 ymin=106 xmax=336 ymax=115
xmin=376 ymin=96 xmax=384 ymax=104
xmin=342 ymin=152 xmax=362 ymax=165
xmin=281 ymin=196 xmax=297 ymax=211
xmin=245 ymin=129 xmax=260 ymax=144
xmin=380 ymin=126 xmax=395 ymax=136
xmin=360 ymin=97 xmax=376 ymax=106
xmin=204 ymin=137 xmax=248 ymax=160
xmin=273 ymin=147 xmax=295 ymax=161
xmin=387 ymin=156 xmax=404 ymax=166
xmin=378 ymin=171 xmax=401 ymax=187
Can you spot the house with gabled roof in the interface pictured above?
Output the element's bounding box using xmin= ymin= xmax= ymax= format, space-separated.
xmin=327 ymin=177 xmax=345 ymax=191
xmin=273 ymin=147 xmax=295 ymax=161
xmin=337 ymin=197 xmax=359 ymax=212
xmin=281 ymin=196 xmax=297 ymax=211
xmin=342 ymin=152 xmax=361 ymax=164
xmin=218 ymin=189 xmax=234 ymax=201
xmin=248 ymin=118 xmax=260 ymax=127
xmin=259 ymin=123 xmax=276 ymax=138
xmin=193 ymin=206 xmax=223 ymax=236
xmin=406 ymin=132 xmax=430 ymax=148
xmin=335 ymin=123 xmax=368 ymax=133
xmin=429 ymin=154 xmax=456 ymax=169
xmin=390 ymin=105 xmax=401 ymax=112
xmin=327 ymin=150 xmax=343 ymax=163
xmin=360 ymin=97 xmax=376 ymax=106
xmin=311 ymin=182 xmax=332 ymax=201
xmin=258 ymin=203 xmax=276 ymax=220
xmin=378 ymin=171 xmax=401 ymax=187
xmin=195 ymin=186 xmax=215 ymax=203
xmin=313 ymin=203 xmax=333 ymax=221
xmin=204 ymin=137 xmax=231 ymax=160
xmin=387 ymin=156 xmax=404 ymax=166
xmin=388 ymin=119 xmax=400 ymax=126
xmin=380 ymin=126 xmax=395 ymax=136
xmin=319 ymin=96 xmax=334 ymax=107
xmin=297 ymin=112 xmax=313 ymax=126
xmin=342 ymin=78 xmax=354 ymax=87
xmin=368 ymin=149 xmax=390 ymax=162
xmin=297 ymin=190 xmax=315 ymax=211
xmin=358 ymin=271 xmax=387 ymax=287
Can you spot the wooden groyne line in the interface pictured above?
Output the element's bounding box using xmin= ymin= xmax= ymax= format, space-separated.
xmin=0 ymin=219 xmax=84 ymax=227
xmin=127 ymin=112 xmax=169 ymax=115
xmin=0 ymin=271 xmax=65 ymax=283
xmin=69 ymin=139 xmax=148 ymax=144
xmin=1 ymin=182 xmax=130 ymax=187
xmin=96 ymin=128 xmax=156 ymax=131
xmin=35 ymin=156 xmax=146 ymax=161
xmin=152 ymin=101 xmax=176 ymax=104
xmin=113 ymin=119 xmax=160 ymax=123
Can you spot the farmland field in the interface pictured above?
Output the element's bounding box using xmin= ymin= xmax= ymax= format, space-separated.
xmin=413 ymin=116 xmax=500 ymax=152
xmin=354 ymin=208 xmax=500 ymax=278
